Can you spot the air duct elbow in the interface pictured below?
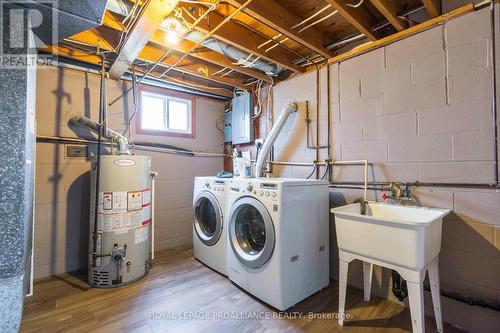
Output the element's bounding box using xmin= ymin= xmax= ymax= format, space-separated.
xmin=70 ymin=115 xmax=131 ymax=155
xmin=255 ymin=102 xmax=298 ymax=177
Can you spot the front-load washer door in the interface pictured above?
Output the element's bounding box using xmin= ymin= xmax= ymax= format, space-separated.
xmin=229 ymin=197 xmax=275 ymax=269
xmin=193 ymin=191 xmax=223 ymax=246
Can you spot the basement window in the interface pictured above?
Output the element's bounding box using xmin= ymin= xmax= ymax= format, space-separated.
xmin=137 ymin=86 xmax=195 ymax=138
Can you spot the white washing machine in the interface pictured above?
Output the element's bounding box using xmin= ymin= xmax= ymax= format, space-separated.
xmin=193 ymin=177 xmax=228 ymax=276
xmin=226 ymin=178 xmax=330 ymax=310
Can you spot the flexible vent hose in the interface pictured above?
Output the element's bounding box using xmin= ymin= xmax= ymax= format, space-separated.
xmin=255 ymin=102 xmax=298 ymax=177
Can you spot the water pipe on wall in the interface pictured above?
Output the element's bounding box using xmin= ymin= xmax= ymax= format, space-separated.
xmin=150 ymin=171 xmax=158 ymax=260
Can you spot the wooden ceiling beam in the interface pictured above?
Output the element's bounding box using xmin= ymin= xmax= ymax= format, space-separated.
xmin=62 ymin=30 xmax=247 ymax=90
xmin=370 ymin=0 xmax=408 ymax=31
xmin=224 ymin=0 xmax=331 ymax=58
xmin=321 ymin=4 xmax=474 ymax=68
xmin=139 ymin=44 xmax=247 ymax=90
xmin=324 ymin=0 xmax=378 ymax=41
xmin=150 ymin=30 xmax=272 ymax=82
xmin=179 ymin=3 xmax=305 ymax=73
xmin=135 ymin=67 xmax=234 ymax=98
xmin=43 ymin=45 xmax=233 ymax=98
xmin=109 ymin=0 xmax=179 ymax=79
xmin=42 ymin=45 xmax=103 ymax=65
xmin=102 ymin=10 xmax=272 ymax=82
xmin=422 ymin=0 xmax=441 ymax=18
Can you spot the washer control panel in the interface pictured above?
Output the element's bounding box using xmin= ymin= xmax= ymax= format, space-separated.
xmin=229 ymin=181 xmax=279 ymax=201
xmin=258 ymin=182 xmax=279 ymax=201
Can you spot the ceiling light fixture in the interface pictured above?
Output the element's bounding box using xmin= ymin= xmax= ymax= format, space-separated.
xmin=164 ymin=18 xmax=180 ymax=45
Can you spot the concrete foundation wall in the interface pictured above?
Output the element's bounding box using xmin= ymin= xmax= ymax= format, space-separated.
xmin=34 ymin=66 xmax=224 ymax=279
xmin=271 ymin=7 xmax=500 ymax=332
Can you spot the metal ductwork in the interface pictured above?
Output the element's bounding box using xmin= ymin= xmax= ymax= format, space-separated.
xmin=255 ymin=102 xmax=298 ymax=177
xmin=106 ymin=0 xmax=282 ymax=77
xmin=14 ymin=0 xmax=108 ymax=47
xmin=71 ymin=115 xmax=131 ymax=155
xmin=106 ymin=0 xmax=133 ymax=16
xmin=184 ymin=30 xmax=282 ymax=76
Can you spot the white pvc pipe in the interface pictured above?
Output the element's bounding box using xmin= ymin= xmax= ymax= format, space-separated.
xmin=150 ymin=172 xmax=158 ymax=260
xmin=255 ymin=102 xmax=298 ymax=177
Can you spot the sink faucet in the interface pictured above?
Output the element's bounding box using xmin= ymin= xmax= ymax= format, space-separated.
xmin=383 ymin=182 xmax=412 ymax=204
xmin=353 ymin=197 xmax=368 ymax=215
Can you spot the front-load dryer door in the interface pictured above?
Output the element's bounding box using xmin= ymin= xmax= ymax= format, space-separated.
xmin=229 ymin=197 xmax=275 ymax=269
xmin=193 ymin=191 xmax=223 ymax=246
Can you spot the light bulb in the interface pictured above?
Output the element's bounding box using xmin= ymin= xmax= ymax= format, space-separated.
xmin=166 ymin=28 xmax=178 ymax=45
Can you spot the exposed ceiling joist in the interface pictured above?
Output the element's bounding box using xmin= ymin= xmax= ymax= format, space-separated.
xmin=139 ymin=44 xmax=247 ymax=90
xmin=109 ymin=0 xmax=179 ymax=79
xmin=322 ymin=3 xmax=473 ymax=68
xmin=43 ymin=45 xmax=104 ymax=66
xmin=68 ymin=30 xmax=115 ymax=51
xmin=150 ymin=30 xmax=272 ymax=83
xmin=136 ymin=67 xmax=235 ymax=98
xmin=180 ymin=3 xmax=305 ymax=73
xmin=224 ymin=0 xmax=331 ymax=58
xmin=324 ymin=0 xmax=378 ymax=41
xmin=101 ymin=10 xmax=272 ymax=83
xmin=370 ymin=0 xmax=408 ymax=31
xmin=422 ymin=0 xmax=441 ymax=18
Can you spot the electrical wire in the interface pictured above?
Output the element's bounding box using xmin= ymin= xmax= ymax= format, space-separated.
xmin=297 ymin=10 xmax=338 ymax=33
xmin=347 ymin=0 xmax=365 ymax=8
xmin=291 ymin=5 xmax=331 ymax=29
xmin=266 ymin=76 xmax=273 ymax=134
xmin=199 ymin=141 xmax=225 ymax=152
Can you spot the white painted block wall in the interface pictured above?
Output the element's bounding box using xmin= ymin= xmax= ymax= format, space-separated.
xmin=271 ymin=7 xmax=500 ymax=333
xmin=34 ymin=67 xmax=224 ymax=279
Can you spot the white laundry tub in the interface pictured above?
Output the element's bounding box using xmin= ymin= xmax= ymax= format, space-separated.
xmin=331 ymin=203 xmax=450 ymax=270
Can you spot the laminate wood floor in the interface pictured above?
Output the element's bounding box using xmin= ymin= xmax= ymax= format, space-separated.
xmin=21 ymin=247 xmax=464 ymax=333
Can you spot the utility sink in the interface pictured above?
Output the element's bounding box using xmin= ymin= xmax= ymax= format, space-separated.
xmin=331 ymin=202 xmax=451 ymax=270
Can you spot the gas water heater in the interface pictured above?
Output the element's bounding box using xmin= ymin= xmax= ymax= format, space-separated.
xmin=89 ymin=155 xmax=152 ymax=287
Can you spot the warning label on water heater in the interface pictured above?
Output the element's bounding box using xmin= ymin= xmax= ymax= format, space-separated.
xmin=103 ymin=192 xmax=113 ymax=210
xmin=97 ymin=190 xmax=151 ymax=233
xmin=127 ymin=191 xmax=143 ymax=211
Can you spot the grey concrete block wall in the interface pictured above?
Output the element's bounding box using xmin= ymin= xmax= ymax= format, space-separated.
xmin=271 ymin=6 xmax=500 ymax=333
xmin=33 ymin=67 xmax=224 ymax=279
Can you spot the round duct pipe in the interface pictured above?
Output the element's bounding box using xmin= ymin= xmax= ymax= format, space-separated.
xmin=106 ymin=0 xmax=282 ymax=76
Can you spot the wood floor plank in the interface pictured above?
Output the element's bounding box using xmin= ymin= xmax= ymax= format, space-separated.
xmin=22 ymin=247 xmax=464 ymax=333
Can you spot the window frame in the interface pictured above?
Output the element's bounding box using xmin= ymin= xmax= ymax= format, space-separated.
xmin=136 ymin=85 xmax=196 ymax=138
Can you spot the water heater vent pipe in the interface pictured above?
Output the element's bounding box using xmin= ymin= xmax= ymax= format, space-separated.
xmin=71 ymin=115 xmax=131 ymax=155
xmin=255 ymin=102 xmax=298 ymax=177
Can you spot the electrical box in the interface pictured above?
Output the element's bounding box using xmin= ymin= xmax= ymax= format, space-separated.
xmin=224 ymin=111 xmax=232 ymax=143
xmin=231 ymin=92 xmax=254 ymax=144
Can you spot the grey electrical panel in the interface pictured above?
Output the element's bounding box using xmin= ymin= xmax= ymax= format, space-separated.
xmin=224 ymin=111 xmax=232 ymax=143
xmin=231 ymin=92 xmax=254 ymax=144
